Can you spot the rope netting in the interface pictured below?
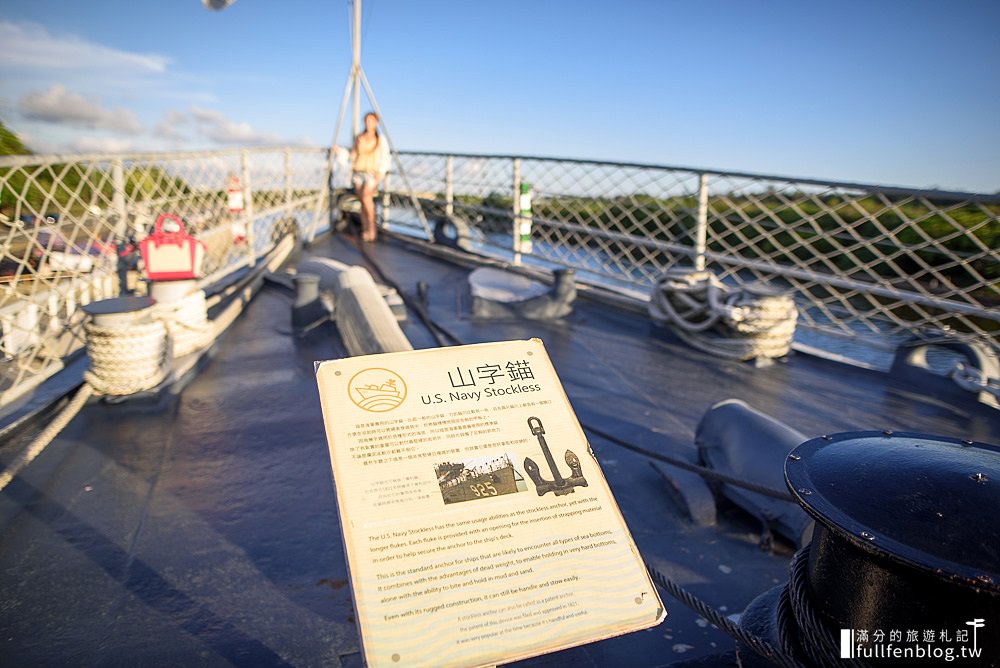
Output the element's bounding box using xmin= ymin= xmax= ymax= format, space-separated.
xmin=0 ymin=148 xmax=327 ymax=407
xmin=386 ymin=151 xmax=999 ymax=357
xmin=3 ymin=148 xmax=999 ymax=407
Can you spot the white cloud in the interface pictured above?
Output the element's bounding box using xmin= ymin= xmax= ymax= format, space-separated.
xmin=0 ymin=20 xmax=169 ymax=73
xmin=189 ymin=106 xmax=283 ymax=145
xmin=17 ymin=129 xmax=134 ymax=155
xmin=17 ymin=130 xmax=57 ymax=154
xmin=152 ymin=107 xmax=293 ymax=147
xmin=18 ymin=84 xmax=143 ymax=134
xmin=69 ymin=136 xmax=136 ymax=153
xmin=0 ymin=21 xmax=301 ymax=152
xmin=154 ymin=109 xmax=191 ymax=141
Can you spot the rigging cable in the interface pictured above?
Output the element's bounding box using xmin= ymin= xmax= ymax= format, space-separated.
xmin=356 ymin=236 xmax=463 ymax=347
xmin=776 ymin=548 xmax=869 ymax=668
xmin=582 ymin=423 xmax=794 ymax=501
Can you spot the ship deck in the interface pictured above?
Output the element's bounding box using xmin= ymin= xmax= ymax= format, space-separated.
xmin=1 ymin=231 xmax=996 ymax=666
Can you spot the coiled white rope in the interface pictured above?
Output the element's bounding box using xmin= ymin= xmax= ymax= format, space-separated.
xmin=0 ymin=290 xmax=212 ymax=493
xmin=154 ymin=290 xmax=213 ymax=358
xmin=0 ymin=235 xmax=298 ymax=495
xmin=648 ymin=269 xmax=798 ymax=361
xmin=81 ymin=290 xmax=213 ymax=395
xmin=83 ymin=319 xmax=173 ymax=396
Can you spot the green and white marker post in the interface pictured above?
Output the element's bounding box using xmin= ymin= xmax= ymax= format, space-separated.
xmin=518 ymin=181 xmax=533 ymax=255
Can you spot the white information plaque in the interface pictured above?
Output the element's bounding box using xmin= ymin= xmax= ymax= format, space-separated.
xmin=316 ymin=339 xmax=665 ymax=667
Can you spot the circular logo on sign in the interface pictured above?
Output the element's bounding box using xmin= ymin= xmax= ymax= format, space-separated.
xmin=348 ymin=368 xmax=407 ymax=412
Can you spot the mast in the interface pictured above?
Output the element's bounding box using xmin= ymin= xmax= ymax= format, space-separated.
xmin=351 ymin=0 xmax=361 ymax=138
xmin=329 ymin=0 xmax=434 ymax=240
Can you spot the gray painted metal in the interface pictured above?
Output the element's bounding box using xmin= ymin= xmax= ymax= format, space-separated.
xmin=649 ymin=461 xmax=718 ymax=527
xmin=332 ymin=265 xmax=411 ymax=356
xmin=470 ymin=267 xmax=577 ymax=320
xmin=697 ymin=399 xmax=813 ymax=547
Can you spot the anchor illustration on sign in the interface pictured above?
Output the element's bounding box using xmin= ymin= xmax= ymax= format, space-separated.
xmin=523 ymin=416 xmax=588 ymax=496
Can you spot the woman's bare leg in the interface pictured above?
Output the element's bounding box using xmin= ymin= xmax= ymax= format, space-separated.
xmin=359 ymin=183 xmax=377 ymax=241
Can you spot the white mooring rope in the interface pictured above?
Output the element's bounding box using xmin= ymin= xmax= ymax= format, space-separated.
xmin=82 ymin=290 xmax=213 ymax=395
xmin=648 ymin=269 xmax=798 ymax=361
xmin=0 ymin=290 xmax=213 ymax=493
xmin=0 ymin=383 xmax=95 ymax=492
xmin=0 ymin=233 xmax=301 ymax=495
xmin=155 ymin=290 xmax=213 ymax=358
xmin=82 ymin=318 xmax=174 ymax=396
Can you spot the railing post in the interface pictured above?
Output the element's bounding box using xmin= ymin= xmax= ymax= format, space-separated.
xmin=512 ymin=158 xmax=521 ymax=265
xmin=284 ymin=148 xmax=293 ymax=207
xmin=240 ymin=150 xmax=255 ymax=254
xmin=112 ymin=158 xmax=127 ymax=238
xmin=695 ymin=173 xmax=709 ymax=271
xmin=445 ymin=155 xmax=454 ymax=218
xmin=306 ymin=149 xmax=332 ymax=244
xmin=381 ymin=173 xmax=391 ymax=227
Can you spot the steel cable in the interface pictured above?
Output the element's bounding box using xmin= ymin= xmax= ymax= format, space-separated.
xmin=355 ymin=236 xmax=464 ymax=347
xmin=645 ymin=561 xmax=804 ymax=668
xmin=582 ymin=423 xmax=796 ymax=502
xmin=776 ymin=548 xmax=871 ymax=668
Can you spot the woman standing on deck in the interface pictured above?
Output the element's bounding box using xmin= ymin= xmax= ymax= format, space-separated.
xmin=350 ymin=112 xmax=391 ymax=242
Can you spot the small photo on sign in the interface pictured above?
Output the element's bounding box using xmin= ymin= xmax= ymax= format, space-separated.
xmin=435 ymin=453 xmax=528 ymax=505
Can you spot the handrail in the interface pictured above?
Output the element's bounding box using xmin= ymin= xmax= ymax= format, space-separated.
xmin=7 ymin=147 xmax=999 ymax=203
xmin=0 ymin=146 xmax=330 ymax=408
xmin=397 ymin=151 xmax=1000 ymax=203
xmin=384 ymin=151 xmax=999 ymax=360
xmin=0 ymin=145 xmax=324 ymax=168
xmin=1 ymin=145 xmax=997 ymax=409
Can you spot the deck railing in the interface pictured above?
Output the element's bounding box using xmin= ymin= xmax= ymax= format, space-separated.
xmin=2 ymin=146 xmax=998 ymax=407
xmin=385 ymin=151 xmax=1000 ymax=358
xmin=0 ymin=147 xmax=328 ymax=407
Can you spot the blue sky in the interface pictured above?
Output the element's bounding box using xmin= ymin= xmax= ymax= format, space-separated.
xmin=1 ymin=0 xmax=998 ymax=193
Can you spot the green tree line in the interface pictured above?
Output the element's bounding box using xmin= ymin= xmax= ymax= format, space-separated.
xmin=1 ymin=121 xmax=192 ymax=220
xmin=447 ymin=189 xmax=998 ymax=288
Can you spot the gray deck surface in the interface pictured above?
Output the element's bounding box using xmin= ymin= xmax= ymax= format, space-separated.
xmin=1 ymin=231 xmax=996 ymax=667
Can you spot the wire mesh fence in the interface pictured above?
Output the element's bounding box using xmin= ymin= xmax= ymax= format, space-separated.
xmin=0 ymin=147 xmax=328 ymax=405
xmin=2 ymin=146 xmax=997 ymax=406
xmin=386 ymin=151 xmax=1000 ymax=358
